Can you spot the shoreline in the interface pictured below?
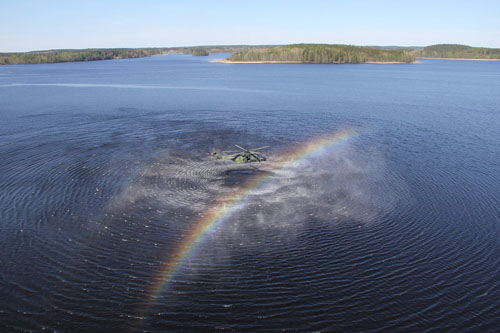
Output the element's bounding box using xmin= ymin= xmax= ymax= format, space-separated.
xmin=211 ymin=59 xmax=417 ymax=64
xmin=418 ymin=57 xmax=500 ymax=61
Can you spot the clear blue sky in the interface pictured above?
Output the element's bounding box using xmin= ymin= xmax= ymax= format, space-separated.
xmin=1 ymin=0 xmax=499 ymax=52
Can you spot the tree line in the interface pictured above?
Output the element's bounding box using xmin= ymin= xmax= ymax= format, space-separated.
xmin=0 ymin=49 xmax=166 ymax=65
xmin=191 ymin=48 xmax=209 ymax=56
xmin=3 ymin=44 xmax=498 ymax=65
xmin=416 ymin=44 xmax=500 ymax=59
xmin=0 ymin=46 xmax=258 ymax=65
xmin=228 ymin=44 xmax=416 ymax=63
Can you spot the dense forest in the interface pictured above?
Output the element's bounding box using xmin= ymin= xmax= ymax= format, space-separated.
xmin=417 ymin=44 xmax=500 ymax=59
xmin=227 ymin=44 xmax=415 ymax=63
xmin=0 ymin=45 xmax=257 ymax=65
xmin=0 ymin=48 xmax=166 ymax=65
xmin=191 ymin=48 xmax=209 ymax=56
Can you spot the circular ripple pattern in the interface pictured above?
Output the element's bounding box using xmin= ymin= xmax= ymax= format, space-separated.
xmin=1 ymin=58 xmax=499 ymax=332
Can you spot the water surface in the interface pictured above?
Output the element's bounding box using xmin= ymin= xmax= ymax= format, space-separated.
xmin=1 ymin=54 xmax=499 ymax=331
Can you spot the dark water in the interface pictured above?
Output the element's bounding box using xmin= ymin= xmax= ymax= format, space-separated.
xmin=1 ymin=54 xmax=499 ymax=331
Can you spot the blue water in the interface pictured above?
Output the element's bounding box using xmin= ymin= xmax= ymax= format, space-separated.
xmin=1 ymin=54 xmax=499 ymax=331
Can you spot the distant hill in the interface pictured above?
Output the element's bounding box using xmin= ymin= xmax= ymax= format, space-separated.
xmin=417 ymin=44 xmax=500 ymax=59
xmin=226 ymin=44 xmax=416 ymax=64
xmin=372 ymin=45 xmax=424 ymax=51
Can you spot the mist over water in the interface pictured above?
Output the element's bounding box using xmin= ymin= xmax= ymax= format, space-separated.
xmin=0 ymin=55 xmax=499 ymax=331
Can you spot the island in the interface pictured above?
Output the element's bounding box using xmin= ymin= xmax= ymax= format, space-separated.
xmin=217 ymin=44 xmax=416 ymax=64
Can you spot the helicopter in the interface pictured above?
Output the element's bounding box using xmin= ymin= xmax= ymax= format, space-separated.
xmin=212 ymin=145 xmax=270 ymax=163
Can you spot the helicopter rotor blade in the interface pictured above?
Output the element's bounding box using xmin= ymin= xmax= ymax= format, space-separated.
xmin=249 ymin=152 xmax=262 ymax=161
xmin=235 ymin=144 xmax=246 ymax=151
xmin=250 ymin=146 xmax=270 ymax=151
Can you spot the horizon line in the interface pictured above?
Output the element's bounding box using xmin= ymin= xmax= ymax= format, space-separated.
xmin=3 ymin=42 xmax=500 ymax=54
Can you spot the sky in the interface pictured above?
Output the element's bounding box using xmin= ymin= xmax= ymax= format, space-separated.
xmin=1 ymin=0 xmax=499 ymax=52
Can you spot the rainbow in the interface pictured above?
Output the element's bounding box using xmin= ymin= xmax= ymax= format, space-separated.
xmin=145 ymin=128 xmax=357 ymax=306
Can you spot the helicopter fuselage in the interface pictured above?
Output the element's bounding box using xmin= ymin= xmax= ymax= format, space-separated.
xmin=213 ymin=151 xmax=266 ymax=163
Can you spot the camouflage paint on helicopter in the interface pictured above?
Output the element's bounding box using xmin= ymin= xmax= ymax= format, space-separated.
xmin=212 ymin=145 xmax=269 ymax=163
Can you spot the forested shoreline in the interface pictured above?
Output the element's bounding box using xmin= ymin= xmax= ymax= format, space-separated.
xmin=0 ymin=46 xmax=256 ymax=65
xmin=0 ymin=49 xmax=164 ymax=65
xmin=1 ymin=44 xmax=499 ymax=65
xmin=227 ymin=44 xmax=415 ymax=63
xmin=191 ymin=48 xmax=209 ymax=56
xmin=417 ymin=44 xmax=500 ymax=59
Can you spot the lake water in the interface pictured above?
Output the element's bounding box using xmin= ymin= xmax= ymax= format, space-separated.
xmin=0 ymin=54 xmax=499 ymax=331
